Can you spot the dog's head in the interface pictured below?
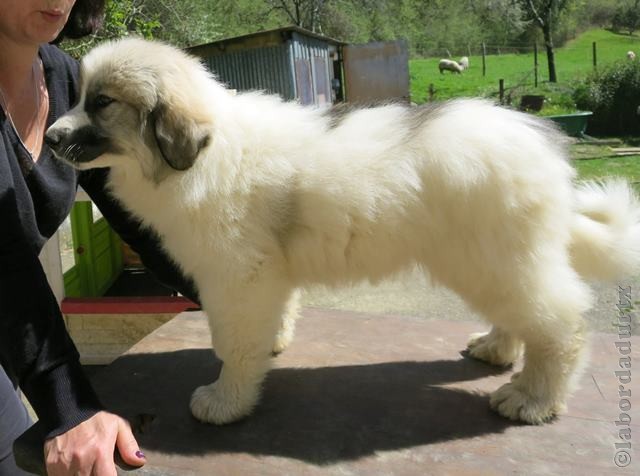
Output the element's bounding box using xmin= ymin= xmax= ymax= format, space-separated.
xmin=46 ymin=38 xmax=213 ymax=180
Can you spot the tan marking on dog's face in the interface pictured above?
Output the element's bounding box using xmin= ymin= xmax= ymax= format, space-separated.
xmin=47 ymin=55 xmax=168 ymax=178
xmin=47 ymin=38 xmax=213 ymax=181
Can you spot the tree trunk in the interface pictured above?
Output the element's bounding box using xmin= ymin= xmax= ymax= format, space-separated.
xmin=543 ymin=23 xmax=557 ymax=83
xmin=295 ymin=1 xmax=302 ymax=27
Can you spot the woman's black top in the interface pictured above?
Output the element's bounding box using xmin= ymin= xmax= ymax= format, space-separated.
xmin=0 ymin=43 xmax=197 ymax=439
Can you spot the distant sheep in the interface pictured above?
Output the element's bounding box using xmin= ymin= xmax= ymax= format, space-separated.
xmin=439 ymin=59 xmax=463 ymax=74
xmin=628 ymin=51 xmax=636 ymax=60
xmin=438 ymin=57 xmax=469 ymax=74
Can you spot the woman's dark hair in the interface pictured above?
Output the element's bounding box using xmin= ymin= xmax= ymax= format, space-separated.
xmin=55 ymin=0 xmax=106 ymax=42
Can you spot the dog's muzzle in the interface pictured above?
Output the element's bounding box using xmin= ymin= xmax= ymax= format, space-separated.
xmin=45 ymin=122 xmax=113 ymax=164
xmin=44 ymin=126 xmax=70 ymax=155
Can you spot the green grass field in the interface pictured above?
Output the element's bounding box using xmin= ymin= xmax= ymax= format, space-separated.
xmin=410 ymin=29 xmax=640 ymax=183
xmin=410 ymin=29 xmax=640 ymax=111
xmin=571 ymin=144 xmax=640 ymax=188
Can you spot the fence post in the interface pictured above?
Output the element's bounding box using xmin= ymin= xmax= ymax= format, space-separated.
xmin=534 ymin=43 xmax=538 ymax=88
xmin=482 ymin=42 xmax=487 ymax=77
xmin=499 ymin=79 xmax=504 ymax=104
xmin=592 ymin=41 xmax=597 ymax=69
xmin=428 ymin=83 xmax=435 ymax=101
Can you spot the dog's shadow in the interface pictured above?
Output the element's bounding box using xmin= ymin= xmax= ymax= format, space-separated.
xmin=90 ymin=349 xmax=518 ymax=464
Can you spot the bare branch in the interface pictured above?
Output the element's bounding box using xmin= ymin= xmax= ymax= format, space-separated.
xmin=525 ymin=0 xmax=546 ymax=28
xmin=266 ymin=0 xmax=301 ymax=25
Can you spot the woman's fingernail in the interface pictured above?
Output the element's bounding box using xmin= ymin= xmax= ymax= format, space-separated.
xmin=136 ymin=450 xmax=146 ymax=459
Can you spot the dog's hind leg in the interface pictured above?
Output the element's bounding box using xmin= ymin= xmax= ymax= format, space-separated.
xmin=189 ymin=276 xmax=293 ymax=425
xmin=437 ymin=239 xmax=590 ymax=424
xmin=272 ymin=289 xmax=301 ymax=355
xmin=490 ymin=317 xmax=587 ymax=424
xmin=466 ymin=326 xmax=522 ymax=367
xmin=483 ymin=267 xmax=590 ymax=424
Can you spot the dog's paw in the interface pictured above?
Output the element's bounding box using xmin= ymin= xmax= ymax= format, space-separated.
xmin=272 ymin=335 xmax=290 ymax=355
xmin=272 ymin=303 xmax=299 ymax=355
xmin=272 ymin=327 xmax=294 ymax=355
xmin=490 ymin=382 xmax=564 ymax=424
xmin=466 ymin=331 xmax=521 ymax=367
xmin=190 ymin=381 xmax=257 ymax=424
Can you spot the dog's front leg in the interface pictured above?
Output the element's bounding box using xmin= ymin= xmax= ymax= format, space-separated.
xmin=189 ymin=275 xmax=294 ymax=424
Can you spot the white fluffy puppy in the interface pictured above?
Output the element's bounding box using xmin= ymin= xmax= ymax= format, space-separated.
xmin=46 ymin=38 xmax=640 ymax=426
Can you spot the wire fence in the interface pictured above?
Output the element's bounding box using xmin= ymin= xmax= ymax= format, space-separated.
xmin=426 ymin=43 xmax=540 ymax=58
xmin=417 ymin=40 xmax=640 ymax=105
xmin=422 ymin=39 xmax=639 ymax=59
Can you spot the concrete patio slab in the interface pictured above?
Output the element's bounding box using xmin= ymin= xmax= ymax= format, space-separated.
xmin=75 ymin=308 xmax=639 ymax=476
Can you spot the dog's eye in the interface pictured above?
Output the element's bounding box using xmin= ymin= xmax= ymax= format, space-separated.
xmin=95 ymin=94 xmax=115 ymax=109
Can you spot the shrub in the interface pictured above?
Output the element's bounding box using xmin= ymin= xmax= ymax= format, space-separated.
xmin=573 ymin=60 xmax=640 ymax=135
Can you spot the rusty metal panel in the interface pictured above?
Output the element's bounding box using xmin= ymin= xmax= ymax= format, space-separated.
xmin=343 ymin=40 xmax=410 ymax=104
xmin=295 ymin=58 xmax=313 ymax=105
xmin=291 ymin=31 xmax=334 ymax=106
xmin=313 ymin=56 xmax=330 ymax=106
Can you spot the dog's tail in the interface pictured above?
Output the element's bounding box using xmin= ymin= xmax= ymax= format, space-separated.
xmin=570 ymin=180 xmax=640 ymax=281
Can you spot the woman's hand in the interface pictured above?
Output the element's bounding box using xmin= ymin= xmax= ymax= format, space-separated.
xmin=43 ymin=411 xmax=146 ymax=476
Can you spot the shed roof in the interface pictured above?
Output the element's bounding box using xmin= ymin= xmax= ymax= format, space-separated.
xmin=187 ymin=26 xmax=345 ymax=57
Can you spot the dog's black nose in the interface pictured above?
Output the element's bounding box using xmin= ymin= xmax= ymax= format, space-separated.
xmin=44 ymin=127 xmax=68 ymax=152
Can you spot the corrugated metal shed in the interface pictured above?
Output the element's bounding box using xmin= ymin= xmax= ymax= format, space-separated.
xmin=187 ymin=26 xmax=344 ymax=106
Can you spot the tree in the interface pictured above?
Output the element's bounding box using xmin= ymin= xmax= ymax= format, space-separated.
xmin=473 ymin=0 xmax=528 ymax=46
xmin=60 ymin=0 xmax=159 ymax=58
xmin=143 ymin=0 xmax=227 ymax=46
xmin=520 ymin=0 xmax=573 ymax=82
xmin=264 ymin=0 xmax=329 ymax=32
xmin=612 ymin=0 xmax=640 ymax=35
xmin=57 ymin=0 xmax=610 ymax=60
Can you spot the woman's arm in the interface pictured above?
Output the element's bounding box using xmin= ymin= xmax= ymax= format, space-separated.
xmin=0 ymin=184 xmax=102 ymax=439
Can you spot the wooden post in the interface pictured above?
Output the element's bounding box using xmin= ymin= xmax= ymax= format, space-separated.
xmin=428 ymin=83 xmax=435 ymax=101
xmin=592 ymin=41 xmax=597 ymax=69
xmin=482 ymin=42 xmax=487 ymax=77
xmin=534 ymin=43 xmax=538 ymax=88
xmin=499 ymin=79 xmax=504 ymax=104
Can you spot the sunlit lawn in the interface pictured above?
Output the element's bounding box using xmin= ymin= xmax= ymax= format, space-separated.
xmin=410 ymin=29 xmax=640 ymax=113
xmin=571 ymin=142 xmax=640 ymax=191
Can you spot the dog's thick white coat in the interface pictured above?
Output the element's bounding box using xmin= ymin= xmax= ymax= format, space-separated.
xmin=58 ymin=39 xmax=640 ymax=425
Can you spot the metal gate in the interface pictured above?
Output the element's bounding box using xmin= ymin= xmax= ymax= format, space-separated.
xmin=342 ymin=39 xmax=410 ymax=104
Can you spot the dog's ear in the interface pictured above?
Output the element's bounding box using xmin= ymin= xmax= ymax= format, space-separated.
xmin=152 ymin=104 xmax=210 ymax=171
